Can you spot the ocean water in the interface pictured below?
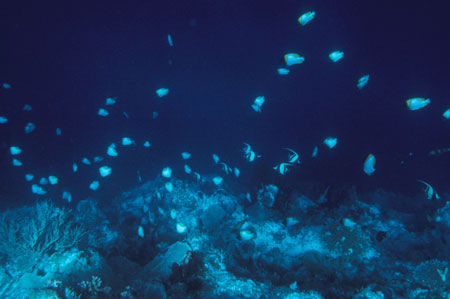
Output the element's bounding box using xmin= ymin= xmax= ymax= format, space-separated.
xmin=1 ymin=1 xmax=450 ymax=298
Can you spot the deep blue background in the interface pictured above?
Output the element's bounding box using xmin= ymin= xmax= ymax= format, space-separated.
xmin=1 ymin=0 xmax=449 ymax=207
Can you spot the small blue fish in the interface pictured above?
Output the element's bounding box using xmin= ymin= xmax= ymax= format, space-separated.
xmin=284 ymin=148 xmax=300 ymax=164
xmin=417 ymin=180 xmax=440 ymax=200
xmin=277 ymin=68 xmax=290 ymax=75
xmin=105 ymin=97 xmax=117 ymax=105
xmin=48 ymin=176 xmax=58 ymax=185
xmin=181 ymin=152 xmax=191 ymax=159
xmin=25 ymin=122 xmax=36 ymax=134
xmin=273 ymin=162 xmax=293 ymax=175
xmin=193 ymin=172 xmax=201 ymax=181
xmin=242 ymin=143 xmax=260 ymax=162
xmin=10 ymin=146 xmax=22 ymax=155
xmin=184 ymin=164 xmax=192 ymax=174
xmin=12 ymin=159 xmax=22 ymax=166
xmin=323 ymin=137 xmax=338 ymax=149
xmin=93 ymin=156 xmax=104 ymax=163
xmin=107 ymin=143 xmax=118 ymax=156
xmin=406 ymin=98 xmax=430 ymax=110
xmin=122 ymin=137 xmax=134 ymax=146
xmin=165 ymin=182 xmax=174 ymax=192
xmin=156 ymin=88 xmax=169 ymax=98
xmin=443 ymin=109 xmax=450 ymax=120
xmin=312 ymin=146 xmax=318 ymax=158
xmin=212 ymin=154 xmax=220 ymax=164
xmin=98 ymin=108 xmax=109 ymax=116
xmin=220 ymin=162 xmax=231 ymax=175
xmin=162 ymin=167 xmax=172 ymax=178
xmin=62 ymin=191 xmax=72 ymax=203
xmin=329 ymin=51 xmax=344 ymax=62
xmin=357 ymin=75 xmax=370 ymax=89
xmin=298 ymin=11 xmax=315 ymax=26
xmin=251 ymin=96 xmax=265 ymax=112
xmin=284 ymin=53 xmax=305 ymax=66
xmin=90 ymin=181 xmax=100 ymax=191
xmin=363 ymin=154 xmax=376 ymax=176
xmin=213 ymin=176 xmax=223 ymax=185
xmin=138 ymin=226 xmax=145 ymax=238
xmin=99 ymin=166 xmax=112 ymax=177
xmin=176 ymin=223 xmax=187 ymax=234
xmin=32 ymin=184 xmax=46 ymax=195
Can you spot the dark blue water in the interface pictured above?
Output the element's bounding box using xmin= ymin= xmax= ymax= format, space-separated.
xmin=1 ymin=1 xmax=450 ymax=207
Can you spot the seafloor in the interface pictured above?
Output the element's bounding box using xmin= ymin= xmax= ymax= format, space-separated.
xmin=1 ymin=176 xmax=449 ymax=298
